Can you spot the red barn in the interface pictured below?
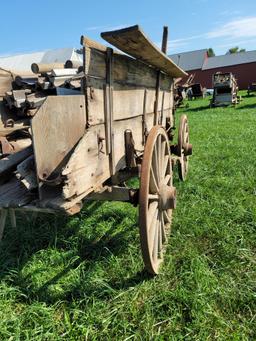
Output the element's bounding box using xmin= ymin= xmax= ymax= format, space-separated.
xmin=169 ymin=49 xmax=256 ymax=90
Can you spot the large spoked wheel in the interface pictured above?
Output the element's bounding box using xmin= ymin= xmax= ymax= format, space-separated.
xmin=177 ymin=114 xmax=192 ymax=181
xmin=139 ymin=126 xmax=176 ymax=275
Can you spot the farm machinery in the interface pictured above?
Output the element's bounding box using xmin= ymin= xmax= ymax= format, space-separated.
xmin=247 ymin=82 xmax=256 ymax=96
xmin=210 ymin=72 xmax=239 ymax=107
xmin=0 ymin=25 xmax=193 ymax=275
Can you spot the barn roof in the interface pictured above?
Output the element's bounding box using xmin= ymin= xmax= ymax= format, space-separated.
xmin=202 ymin=50 xmax=256 ymax=70
xmin=169 ymin=49 xmax=208 ymax=71
xmin=0 ymin=48 xmax=83 ymax=74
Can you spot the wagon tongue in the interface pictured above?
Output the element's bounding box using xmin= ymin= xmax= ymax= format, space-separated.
xmin=101 ymin=25 xmax=187 ymax=78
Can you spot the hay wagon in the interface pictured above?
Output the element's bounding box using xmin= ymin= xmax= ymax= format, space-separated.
xmin=0 ymin=25 xmax=192 ymax=274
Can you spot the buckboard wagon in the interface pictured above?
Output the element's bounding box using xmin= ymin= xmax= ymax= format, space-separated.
xmin=0 ymin=25 xmax=192 ymax=274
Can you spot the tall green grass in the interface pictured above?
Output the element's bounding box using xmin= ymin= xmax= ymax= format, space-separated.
xmin=0 ymin=92 xmax=255 ymax=340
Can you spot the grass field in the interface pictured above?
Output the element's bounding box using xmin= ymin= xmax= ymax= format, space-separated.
xmin=0 ymin=92 xmax=255 ymax=340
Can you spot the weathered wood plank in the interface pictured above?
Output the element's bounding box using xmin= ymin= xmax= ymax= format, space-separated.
xmin=62 ymin=125 xmax=110 ymax=199
xmin=0 ymin=146 xmax=33 ymax=176
xmin=85 ymin=77 xmax=172 ymax=125
xmin=0 ymin=176 xmax=34 ymax=208
xmin=112 ymin=114 xmax=154 ymax=171
xmin=101 ymin=25 xmax=187 ymax=78
xmin=81 ymin=36 xmax=111 ymax=53
xmin=86 ymin=78 xmax=105 ymax=125
xmin=31 ymin=96 xmax=86 ymax=182
xmin=112 ymin=86 xmax=156 ymax=121
xmin=61 ymin=112 xmax=155 ymax=200
xmin=83 ymin=45 xmax=173 ymax=90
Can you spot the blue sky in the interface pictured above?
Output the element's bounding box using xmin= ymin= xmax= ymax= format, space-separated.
xmin=0 ymin=0 xmax=255 ymax=56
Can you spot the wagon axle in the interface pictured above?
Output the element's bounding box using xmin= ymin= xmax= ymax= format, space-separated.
xmin=171 ymin=143 xmax=192 ymax=157
xmin=183 ymin=143 xmax=193 ymax=156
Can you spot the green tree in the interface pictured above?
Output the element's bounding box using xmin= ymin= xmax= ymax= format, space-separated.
xmin=227 ymin=46 xmax=246 ymax=54
xmin=207 ymin=48 xmax=215 ymax=57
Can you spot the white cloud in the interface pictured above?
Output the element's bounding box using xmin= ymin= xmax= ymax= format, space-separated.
xmin=207 ymin=16 xmax=256 ymax=39
xmin=158 ymin=34 xmax=205 ymax=52
xmin=220 ymin=10 xmax=242 ymax=17
xmin=216 ymin=38 xmax=256 ymax=49
xmin=165 ymin=16 xmax=256 ymax=53
xmin=170 ymin=34 xmax=205 ymax=44
xmin=167 ymin=41 xmax=188 ymax=52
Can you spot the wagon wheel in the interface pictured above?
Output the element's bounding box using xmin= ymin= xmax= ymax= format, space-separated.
xmin=139 ymin=126 xmax=176 ymax=275
xmin=177 ymin=114 xmax=192 ymax=181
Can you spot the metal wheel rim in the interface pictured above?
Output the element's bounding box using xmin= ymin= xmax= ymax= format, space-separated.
xmin=139 ymin=126 xmax=174 ymax=275
xmin=178 ymin=114 xmax=189 ymax=181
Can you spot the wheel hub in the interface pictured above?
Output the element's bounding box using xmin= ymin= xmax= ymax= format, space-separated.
xmin=158 ymin=184 xmax=176 ymax=210
xmin=183 ymin=143 xmax=193 ymax=156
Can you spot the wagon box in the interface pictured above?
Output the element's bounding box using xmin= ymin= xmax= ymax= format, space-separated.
xmin=0 ymin=25 xmax=192 ymax=274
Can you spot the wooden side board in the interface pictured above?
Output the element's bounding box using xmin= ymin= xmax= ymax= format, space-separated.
xmin=61 ymin=111 xmax=155 ymax=200
xmin=31 ymin=96 xmax=86 ymax=182
xmin=62 ymin=124 xmax=109 ymax=199
xmin=83 ymin=45 xmax=173 ymax=90
xmin=86 ymin=75 xmax=173 ymax=126
xmin=33 ymin=37 xmax=176 ymax=211
xmin=57 ymin=40 xmax=175 ymax=203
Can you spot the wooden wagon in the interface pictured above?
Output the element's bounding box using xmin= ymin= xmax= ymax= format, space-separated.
xmin=0 ymin=26 xmax=192 ymax=274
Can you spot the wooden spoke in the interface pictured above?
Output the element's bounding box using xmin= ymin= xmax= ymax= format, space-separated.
xmin=158 ymin=136 xmax=162 ymax=179
xmin=160 ymin=211 xmax=166 ymax=243
xmin=149 ymin=167 xmax=159 ymax=193
xmin=148 ymin=194 xmax=159 ymax=201
xmin=162 ymin=155 xmax=169 ymax=178
xmin=152 ymin=147 xmax=160 ymax=184
xmin=164 ymin=174 xmax=171 ymax=185
xmin=163 ymin=209 xmax=172 ymax=224
xmin=139 ymin=126 xmax=175 ymax=275
xmin=148 ymin=201 xmax=158 ymax=222
xmin=152 ymin=217 xmax=159 ymax=261
xmin=185 ymin=130 xmax=189 ymax=142
xmin=161 ymin=141 xmax=167 ymax=177
xmin=148 ymin=208 xmax=158 ymax=251
xmin=158 ymin=214 xmax=163 ymax=258
xmin=177 ymin=114 xmax=191 ymax=181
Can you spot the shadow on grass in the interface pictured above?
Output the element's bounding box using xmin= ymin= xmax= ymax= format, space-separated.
xmin=0 ymin=200 xmax=149 ymax=304
xmin=236 ymin=103 xmax=256 ymax=110
xmin=31 ymin=265 xmax=152 ymax=303
xmin=181 ymin=104 xmax=210 ymax=113
xmin=241 ymin=94 xmax=256 ymax=98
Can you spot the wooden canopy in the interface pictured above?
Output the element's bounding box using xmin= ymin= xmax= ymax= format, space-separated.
xmin=101 ymin=25 xmax=187 ymax=78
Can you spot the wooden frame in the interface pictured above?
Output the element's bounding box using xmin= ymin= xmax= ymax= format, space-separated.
xmin=0 ymin=26 xmax=186 ymax=247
